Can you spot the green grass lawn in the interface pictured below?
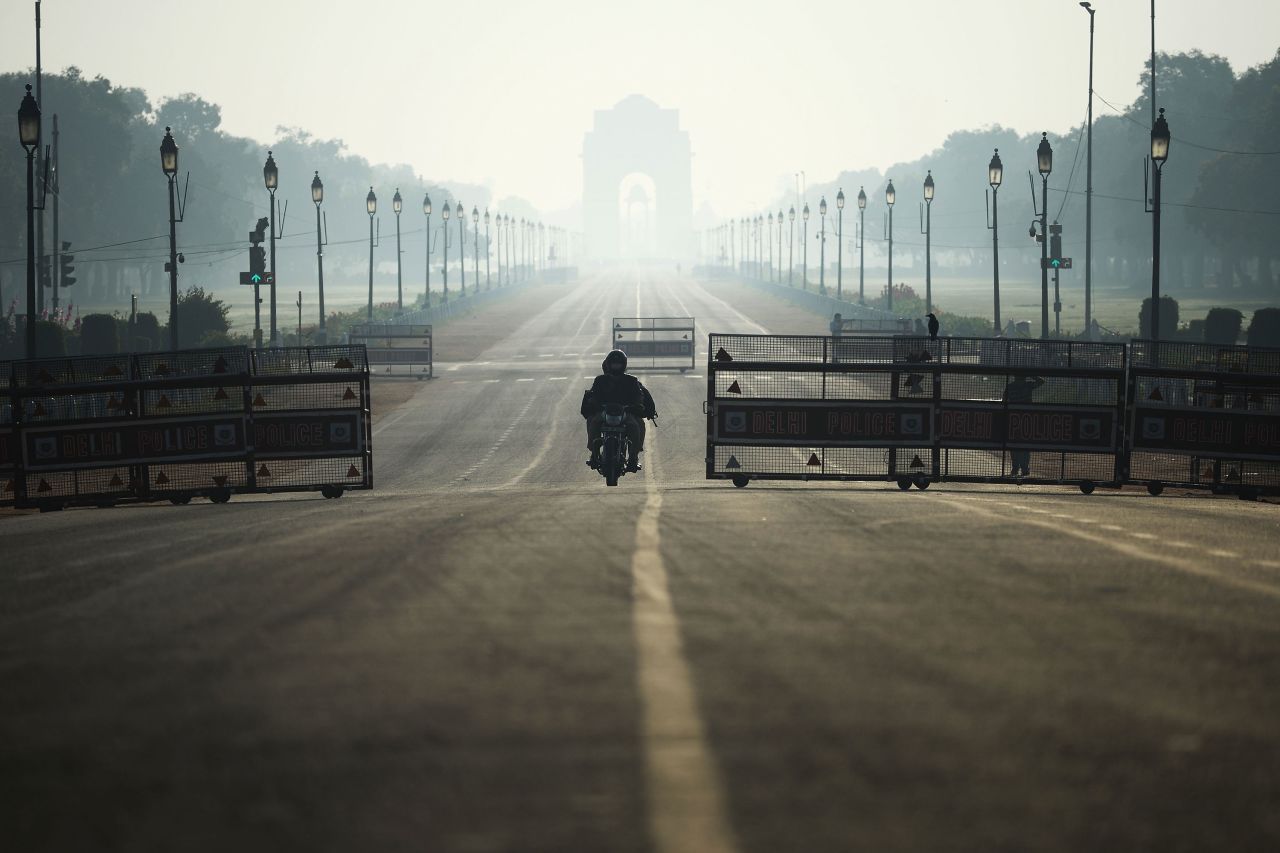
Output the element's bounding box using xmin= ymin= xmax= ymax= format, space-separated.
xmin=927 ymin=275 xmax=1276 ymax=336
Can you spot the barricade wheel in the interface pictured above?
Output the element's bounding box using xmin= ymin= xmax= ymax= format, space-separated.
xmin=210 ymin=489 xmax=232 ymax=504
xmin=169 ymin=496 xmax=191 ymax=505
xmin=913 ymin=475 xmax=930 ymax=490
xmin=38 ymin=504 xmax=63 ymax=513
xmin=331 ymin=487 xmax=345 ymax=499
xmin=731 ymin=474 xmax=749 ymax=488
xmin=1080 ymin=481 xmax=1096 ymax=495
xmin=1147 ymin=482 xmax=1164 ymax=497
xmin=896 ymin=477 xmax=912 ymax=491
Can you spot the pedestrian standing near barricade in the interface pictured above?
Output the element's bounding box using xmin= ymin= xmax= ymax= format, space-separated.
xmin=829 ymin=312 xmax=843 ymax=337
xmin=1003 ymin=375 xmax=1046 ymax=478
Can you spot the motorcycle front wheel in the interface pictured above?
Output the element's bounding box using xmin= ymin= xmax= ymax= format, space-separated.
xmin=603 ymin=434 xmax=620 ymax=487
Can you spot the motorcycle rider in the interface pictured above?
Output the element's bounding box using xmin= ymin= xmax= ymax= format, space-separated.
xmin=581 ymin=349 xmax=656 ymax=472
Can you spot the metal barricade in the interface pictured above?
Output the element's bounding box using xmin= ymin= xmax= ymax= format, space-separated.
xmin=1126 ymin=340 xmax=1280 ymax=497
xmin=2 ymin=345 xmax=371 ymax=508
xmin=706 ymin=334 xmax=1127 ymax=492
xmin=612 ymin=317 xmax=697 ymax=371
xmin=348 ymin=323 xmax=433 ymax=379
xmin=839 ymin=317 xmax=913 ymax=335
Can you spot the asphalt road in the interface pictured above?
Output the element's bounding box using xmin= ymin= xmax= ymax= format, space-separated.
xmin=3 ymin=270 xmax=1280 ymax=852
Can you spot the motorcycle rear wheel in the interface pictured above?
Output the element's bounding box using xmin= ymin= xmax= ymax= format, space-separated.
xmin=603 ymin=435 xmax=620 ymax=487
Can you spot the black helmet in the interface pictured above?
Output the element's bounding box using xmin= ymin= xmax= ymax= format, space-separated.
xmin=602 ymin=349 xmax=628 ymax=374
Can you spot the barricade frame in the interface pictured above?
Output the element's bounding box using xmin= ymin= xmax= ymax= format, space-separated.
xmin=1 ymin=344 xmax=372 ymax=509
xmin=706 ymin=333 xmax=1128 ymax=491
xmin=1125 ymin=339 xmax=1280 ymax=497
xmin=348 ymin=323 xmax=433 ymax=379
xmin=612 ymin=317 xmax=697 ymax=372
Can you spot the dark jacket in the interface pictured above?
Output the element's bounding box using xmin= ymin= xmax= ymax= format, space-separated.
xmin=581 ymin=373 xmax=655 ymax=419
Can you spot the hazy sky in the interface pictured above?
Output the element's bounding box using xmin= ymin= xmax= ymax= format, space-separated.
xmin=2 ymin=0 xmax=1277 ymax=215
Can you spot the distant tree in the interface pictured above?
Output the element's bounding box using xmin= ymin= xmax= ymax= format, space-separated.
xmin=1139 ymin=296 xmax=1180 ymax=339
xmin=15 ymin=321 xmax=67 ymax=358
xmin=79 ymin=313 xmax=120 ymax=354
xmin=1203 ymin=308 xmax=1243 ymax=345
xmin=173 ymin=287 xmax=231 ymax=349
xmin=1247 ymin=308 xmax=1280 ymax=348
xmin=133 ymin=312 xmax=161 ymax=350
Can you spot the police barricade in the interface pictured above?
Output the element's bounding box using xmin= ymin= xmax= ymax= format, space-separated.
xmin=1126 ymin=340 xmax=1280 ymax=497
xmin=612 ymin=317 xmax=697 ymax=371
xmin=706 ymin=334 xmax=1127 ymax=492
xmin=1 ymin=345 xmax=371 ymax=509
xmin=839 ymin=317 xmax=913 ymax=335
xmin=348 ymin=323 xmax=433 ymax=379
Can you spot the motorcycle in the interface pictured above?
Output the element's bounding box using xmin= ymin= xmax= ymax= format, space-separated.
xmin=593 ymin=402 xmax=633 ymax=487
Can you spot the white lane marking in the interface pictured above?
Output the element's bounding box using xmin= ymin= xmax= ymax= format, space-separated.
xmin=1207 ymin=549 xmax=1240 ymax=559
xmin=515 ymin=378 xmax=536 ymax=383
xmin=547 ymin=376 xmax=568 ymax=381
xmin=939 ymin=497 xmax=1280 ymax=600
xmin=1166 ymin=541 xmax=1194 ymax=549
xmin=539 ymin=353 xmax=555 ymax=357
xmin=482 ymin=379 xmax=501 ymax=383
xmin=1130 ymin=532 xmax=1157 ymax=540
xmin=631 ymin=440 xmax=739 ymax=853
xmin=453 ymin=395 xmax=538 ymax=484
xmin=1100 ymin=524 xmax=1124 ymax=531
xmin=1255 ymin=559 xmax=1280 ymax=569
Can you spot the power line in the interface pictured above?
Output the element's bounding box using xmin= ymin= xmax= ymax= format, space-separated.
xmin=1094 ymin=92 xmax=1280 ymax=156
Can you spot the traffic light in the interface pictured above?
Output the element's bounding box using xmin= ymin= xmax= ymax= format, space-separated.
xmin=1049 ymin=233 xmax=1063 ymax=259
xmin=38 ymin=253 xmax=51 ymax=288
xmin=249 ymin=245 xmax=266 ymax=275
xmin=59 ymin=241 xmax=75 ymax=288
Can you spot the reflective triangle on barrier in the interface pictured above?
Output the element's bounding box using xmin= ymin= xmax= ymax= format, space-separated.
xmin=807 ymin=453 xmax=821 ymax=466
xmin=108 ymin=474 xmax=124 ymax=487
xmin=154 ymin=471 xmax=170 ymax=485
xmin=257 ymin=464 xmax=272 ymax=478
xmin=725 ymin=380 xmax=742 ymax=394
xmin=726 ymin=455 xmax=741 ymax=470
xmin=1148 ymin=386 xmax=1163 ymax=401
xmin=37 ymin=478 xmax=52 ymax=492
xmin=910 ymin=454 xmax=925 ymax=468
xmin=714 ymin=347 xmax=733 ymax=362
xmin=342 ymin=387 xmax=357 ymax=401
xmin=334 ymin=357 xmax=354 ymax=370
xmin=212 ymin=475 xmax=228 ymax=487
xmin=213 ymin=387 xmax=229 ymax=400
xmin=346 ymin=465 xmax=361 ymax=478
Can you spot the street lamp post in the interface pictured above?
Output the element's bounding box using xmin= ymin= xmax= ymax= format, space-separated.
xmin=161 ymin=126 xmax=181 ymax=350
xmin=818 ymin=197 xmax=828 ymax=294
xmin=776 ymin=210 xmax=783 ymax=283
xmin=788 ymin=206 xmax=795 ymax=286
xmin=263 ymin=151 xmax=280 ymax=346
xmin=441 ymin=202 xmax=450 ymax=301
xmin=505 ymin=215 xmax=512 ymax=283
xmin=1082 ymin=1 xmax=1097 ymax=337
xmin=457 ymin=202 xmax=466 ymax=296
xmin=1037 ymin=132 xmax=1053 ymax=338
xmin=922 ymin=171 xmax=935 ymax=315
xmin=472 ymin=206 xmax=480 ymax=290
xmin=18 ymin=84 xmax=40 ymax=359
xmin=423 ymin=193 xmax=432 ymax=308
xmin=767 ymin=213 xmax=774 ymax=281
xmin=1150 ymin=108 xmax=1171 ymax=343
xmin=366 ymin=187 xmax=378 ymax=320
xmin=484 ymin=210 xmax=491 ymax=289
xmin=885 ymin=180 xmax=896 ymax=313
xmin=988 ymin=149 xmax=1003 ymax=334
xmin=857 ymin=188 xmax=867 ymax=304
xmin=836 ymin=189 xmax=845 ymax=300
xmin=802 ymin=203 xmax=810 ymax=290
xmin=312 ymin=171 xmax=327 ymax=344
xmin=393 ymin=189 xmax=403 ymax=312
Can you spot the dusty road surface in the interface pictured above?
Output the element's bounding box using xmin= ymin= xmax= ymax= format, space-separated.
xmin=4 ymin=269 xmax=1280 ymax=853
